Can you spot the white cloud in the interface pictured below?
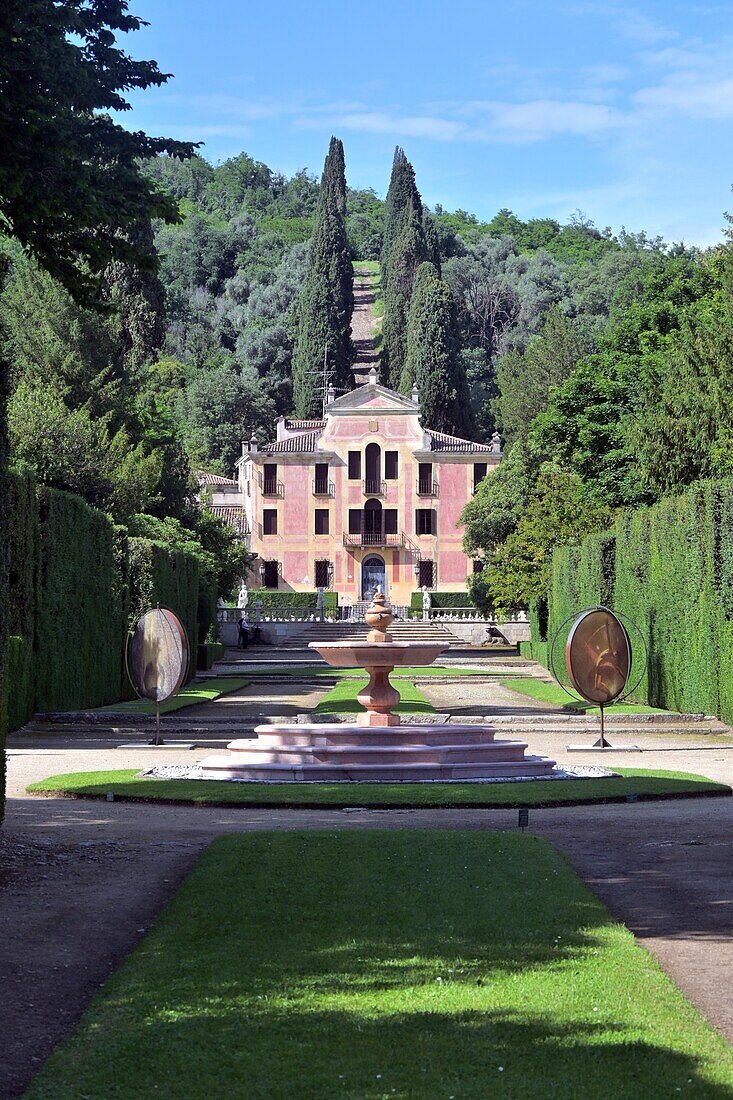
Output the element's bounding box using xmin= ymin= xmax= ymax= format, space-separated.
xmin=635 ymin=76 xmax=733 ymax=118
xmin=296 ymin=111 xmax=465 ymax=141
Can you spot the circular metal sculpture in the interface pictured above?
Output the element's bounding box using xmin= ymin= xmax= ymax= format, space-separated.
xmin=127 ymin=608 xmax=189 ymax=744
xmin=566 ymin=608 xmax=631 ymax=706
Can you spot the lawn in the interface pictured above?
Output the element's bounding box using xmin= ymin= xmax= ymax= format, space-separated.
xmin=27 ymin=768 xmax=730 ymax=809
xmin=95 ymin=677 xmax=250 ymax=715
xmin=23 ymin=831 xmax=733 ymax=1099
xmin=313 ymin=677 xmax=434 ymax=714
xmin=501 ymin=677 xmax=668 ymax=715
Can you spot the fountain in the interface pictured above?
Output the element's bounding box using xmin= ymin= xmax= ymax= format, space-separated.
xmin=201 ymin=590 xmax=556 ymax=782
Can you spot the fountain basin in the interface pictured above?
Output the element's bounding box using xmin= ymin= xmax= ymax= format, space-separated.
xmin=309 ymin=641 xmax=448 ymax=667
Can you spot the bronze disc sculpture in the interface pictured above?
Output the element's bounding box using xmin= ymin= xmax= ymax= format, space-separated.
xmin=126 ymin=607 xmax=189 ymax=745
xmin=549 ymin=606 xmax=645 ymax=749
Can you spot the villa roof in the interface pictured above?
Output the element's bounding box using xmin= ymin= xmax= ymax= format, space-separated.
xmin=261 ymin=429 xmax=324 ymax=453
xmin=197 ymin=470 xmax=239 ymax=488
xmin=426 ymin=429 xmax=495 ymax=454
xmin=209 ymin=505 xmax=249 ymax=535
xmin=283 ymin=418 xmax=326 ymax=431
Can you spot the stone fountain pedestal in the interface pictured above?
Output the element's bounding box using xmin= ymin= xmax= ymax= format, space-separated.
xmin=201 ymin=591 xmax=556 ymax=783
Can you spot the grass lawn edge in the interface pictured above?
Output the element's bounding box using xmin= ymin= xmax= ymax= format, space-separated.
xmin=27 ymin=768 xmax=731 ymax=811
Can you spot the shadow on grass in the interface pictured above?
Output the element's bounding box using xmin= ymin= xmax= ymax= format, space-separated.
xmin=23 ymin=831 xmax=733 ymax=1099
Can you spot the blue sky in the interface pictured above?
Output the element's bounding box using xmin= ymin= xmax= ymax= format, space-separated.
xmin=120 ymin=1 xmax=733 ymax=245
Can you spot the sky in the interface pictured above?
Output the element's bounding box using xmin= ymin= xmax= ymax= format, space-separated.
xmin=119 ymin=0 xmax=733 ymax=246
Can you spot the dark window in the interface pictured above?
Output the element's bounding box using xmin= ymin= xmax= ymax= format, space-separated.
xmin=385 ymin=451 xmax=398 ymax=479
xmin=263 ymin=509 xmax=277 ymax=535
xmin=473 ymin=463 xmax=487 ymax=492
xmin=419 ymin=560 xmax=435 ymax=587
xmin=348 ymin=451 xmax=361 ymax=480
xmin=315 ymin=559 xmax=331 ymax=588
xmin=263 ymin=560 xmax=278 ymax=588
xmin=473 ymin=559 xmax=484 ymax=574
xmin=348 ymin=509 xmax=362 ymax=534
xmin=315 ymin=509 xmax=329 ymax=535
xmin=384 ymin=509 xmax=398 ymax=535
xmin=314 ymin=462 xmax=329 ymax=494
xmin=418 ymin=462 xmax=433 ymax=494
xmin=416 ymin=508 xmax=435 ymax=536
xmin=263 ymin=464 xmax=278 ymax=494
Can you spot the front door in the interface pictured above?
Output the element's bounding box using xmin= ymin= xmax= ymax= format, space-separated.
xmin=362 ymin=556 xmax=386 ymax=600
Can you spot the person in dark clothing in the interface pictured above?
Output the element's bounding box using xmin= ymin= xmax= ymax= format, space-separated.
xmin=237 ymin=616 xmax=249 ymax=649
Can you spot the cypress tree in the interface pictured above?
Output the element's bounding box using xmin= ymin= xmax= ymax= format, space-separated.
xmin=381 ymin=199 xmax=428 ymax=388
xmin=401 ymin=261 xmax=473 ymax=437
xmin=292 ymin=138 xmax=354 ymax=417
xmin=380 ymin=147 xmax=423 ymax=284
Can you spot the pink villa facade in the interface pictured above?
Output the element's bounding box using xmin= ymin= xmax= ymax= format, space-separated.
xmin=225 ymin=374 xmax=501 ymax=607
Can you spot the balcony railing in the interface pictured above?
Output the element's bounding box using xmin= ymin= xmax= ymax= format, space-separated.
xmin=259 ymin=474 xmax=284 ymax=497
xmin=416 ymin=479 xmax=439 ymax=497
xmin=343 ymin=527 xmax=403 ymax=549
xmin=363 ymin=479 xmax=386 ymax=497
xmin=312 ymin=479 xmax=335 ymax=497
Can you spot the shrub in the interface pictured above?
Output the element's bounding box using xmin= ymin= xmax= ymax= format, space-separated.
xmin=408 ymin=591 xmax=474 ymax=611
xmin=197 ymin=641 xmax=225 ymax=670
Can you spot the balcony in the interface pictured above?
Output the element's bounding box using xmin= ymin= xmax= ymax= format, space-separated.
xmin=343 ymin=527 xmax=404 ymax=549
xmin=363 ymin=478 xmax=386 ymax=497
xmin=312 ymin=478 xmax=335 ymax=497
xmin=416 ymin=478 xmax=439 ymax=497
xmin=259 ymin=474 xmax=284 ymax=498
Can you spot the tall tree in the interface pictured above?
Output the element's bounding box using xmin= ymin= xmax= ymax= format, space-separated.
xmin=0 ymin=0 xmax=194 ymax=821
xmin=381 ymin=199 xmax=428 ymax=387
xmin=380 ymin=147 xmax=423 ymax=284
xmin=292 ymin=138 xmax=354 ymax=417
xmin=400 ymin=262 xmax=473 ymax=436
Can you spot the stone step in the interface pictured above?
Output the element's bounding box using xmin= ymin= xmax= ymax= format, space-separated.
xmin=228 ymin=723 xmax=501 ymax=748
xmin=218 ymin=741 xmax=531 ymax=766
xmin=199 ymin=755 xmax=556 ymax=783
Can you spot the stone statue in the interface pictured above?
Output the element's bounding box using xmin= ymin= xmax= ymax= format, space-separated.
xmin=422 ymin=585 xmax=431 ymax=622
xmin=254 ymin=597 xmax=263 ymax=624
xmin=216 ymin=595 xmax=227 ymax=623
xmin=490 ymin=431 xmax=501 ymax=454
xmin=316 ymin=587 xmax=325 ymax=621
xmin=237 ymin=581 xmax=249 ymax=610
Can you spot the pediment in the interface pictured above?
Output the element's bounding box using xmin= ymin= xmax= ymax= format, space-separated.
xmin=328 ymin=382 xmax=419 ymax=415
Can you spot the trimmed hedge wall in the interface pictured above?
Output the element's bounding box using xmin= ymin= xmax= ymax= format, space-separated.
xmin=2 ymin=472 xmax=202 ymax=729
xmin=409 ymin=591 xmax=474 ymax=611
xmin=544 ymin=480 xmax=733 ymax=722
xmin=246 ymin=589 xmax=338 ymax=613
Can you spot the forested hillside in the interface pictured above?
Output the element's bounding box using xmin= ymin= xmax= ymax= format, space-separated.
xmin=2 ymin=136 xmax=729 ymax=615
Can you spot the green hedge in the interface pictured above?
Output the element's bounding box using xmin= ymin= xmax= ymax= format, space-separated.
xmin=197 ymin=641 xmax=225 ymax=670
xmin=3 ymin=634 xmax=33 ymax=734
xmin=546 ymin=479 xmax=733 ymax=721
xmin=244 ymin=589 xmax=338 ymax=612
xmin=409 ymin=591 xmax=474 ymax=611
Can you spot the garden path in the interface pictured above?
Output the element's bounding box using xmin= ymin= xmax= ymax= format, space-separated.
xmin=351 ymin=264 xmax=379 ymax=386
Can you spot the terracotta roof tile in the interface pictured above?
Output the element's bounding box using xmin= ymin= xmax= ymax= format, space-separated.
xmin=283 ymin=418 xmax=326 ymax=430
xmin=261 ymin=430 xmax=323 ymax=453
xmin=426 ymin=430 xmax=495 ymax=453
xmin=209 ymin=505 xmax=249 ymax=535
xmin=197 ymin=470 xmax=239 ymax=488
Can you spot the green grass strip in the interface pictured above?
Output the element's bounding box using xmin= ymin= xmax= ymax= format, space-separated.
xmin=27 ymin=768 xmax=730 ymax=809
xmin=500 ymin=677 xmax=668 ymax=715
xmin=95 ymin=677 xmax=250 ymax=716
xmin=23 ymin=831 xmax=733 ymax=1098
xmin=314 ymin=677 xmax=434 ymax=714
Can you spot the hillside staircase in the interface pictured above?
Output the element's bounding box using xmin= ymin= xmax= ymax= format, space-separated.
xmin=272 ymin=619 xmax=459 ymax=649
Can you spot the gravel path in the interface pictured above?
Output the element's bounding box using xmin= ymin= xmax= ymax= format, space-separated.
xmin=2 ymin=664 xmax=732 ymax=1095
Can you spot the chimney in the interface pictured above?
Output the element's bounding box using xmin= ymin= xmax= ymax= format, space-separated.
xmin=249 ymin=431 xmax=258 ymax=455
xmin=411 ymin=382 xmax=420 ymax=405
xmin=326 ymin=382 xmax=335 ymax=405
xmin=369 ymin=365 xmax=378 ymax=386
